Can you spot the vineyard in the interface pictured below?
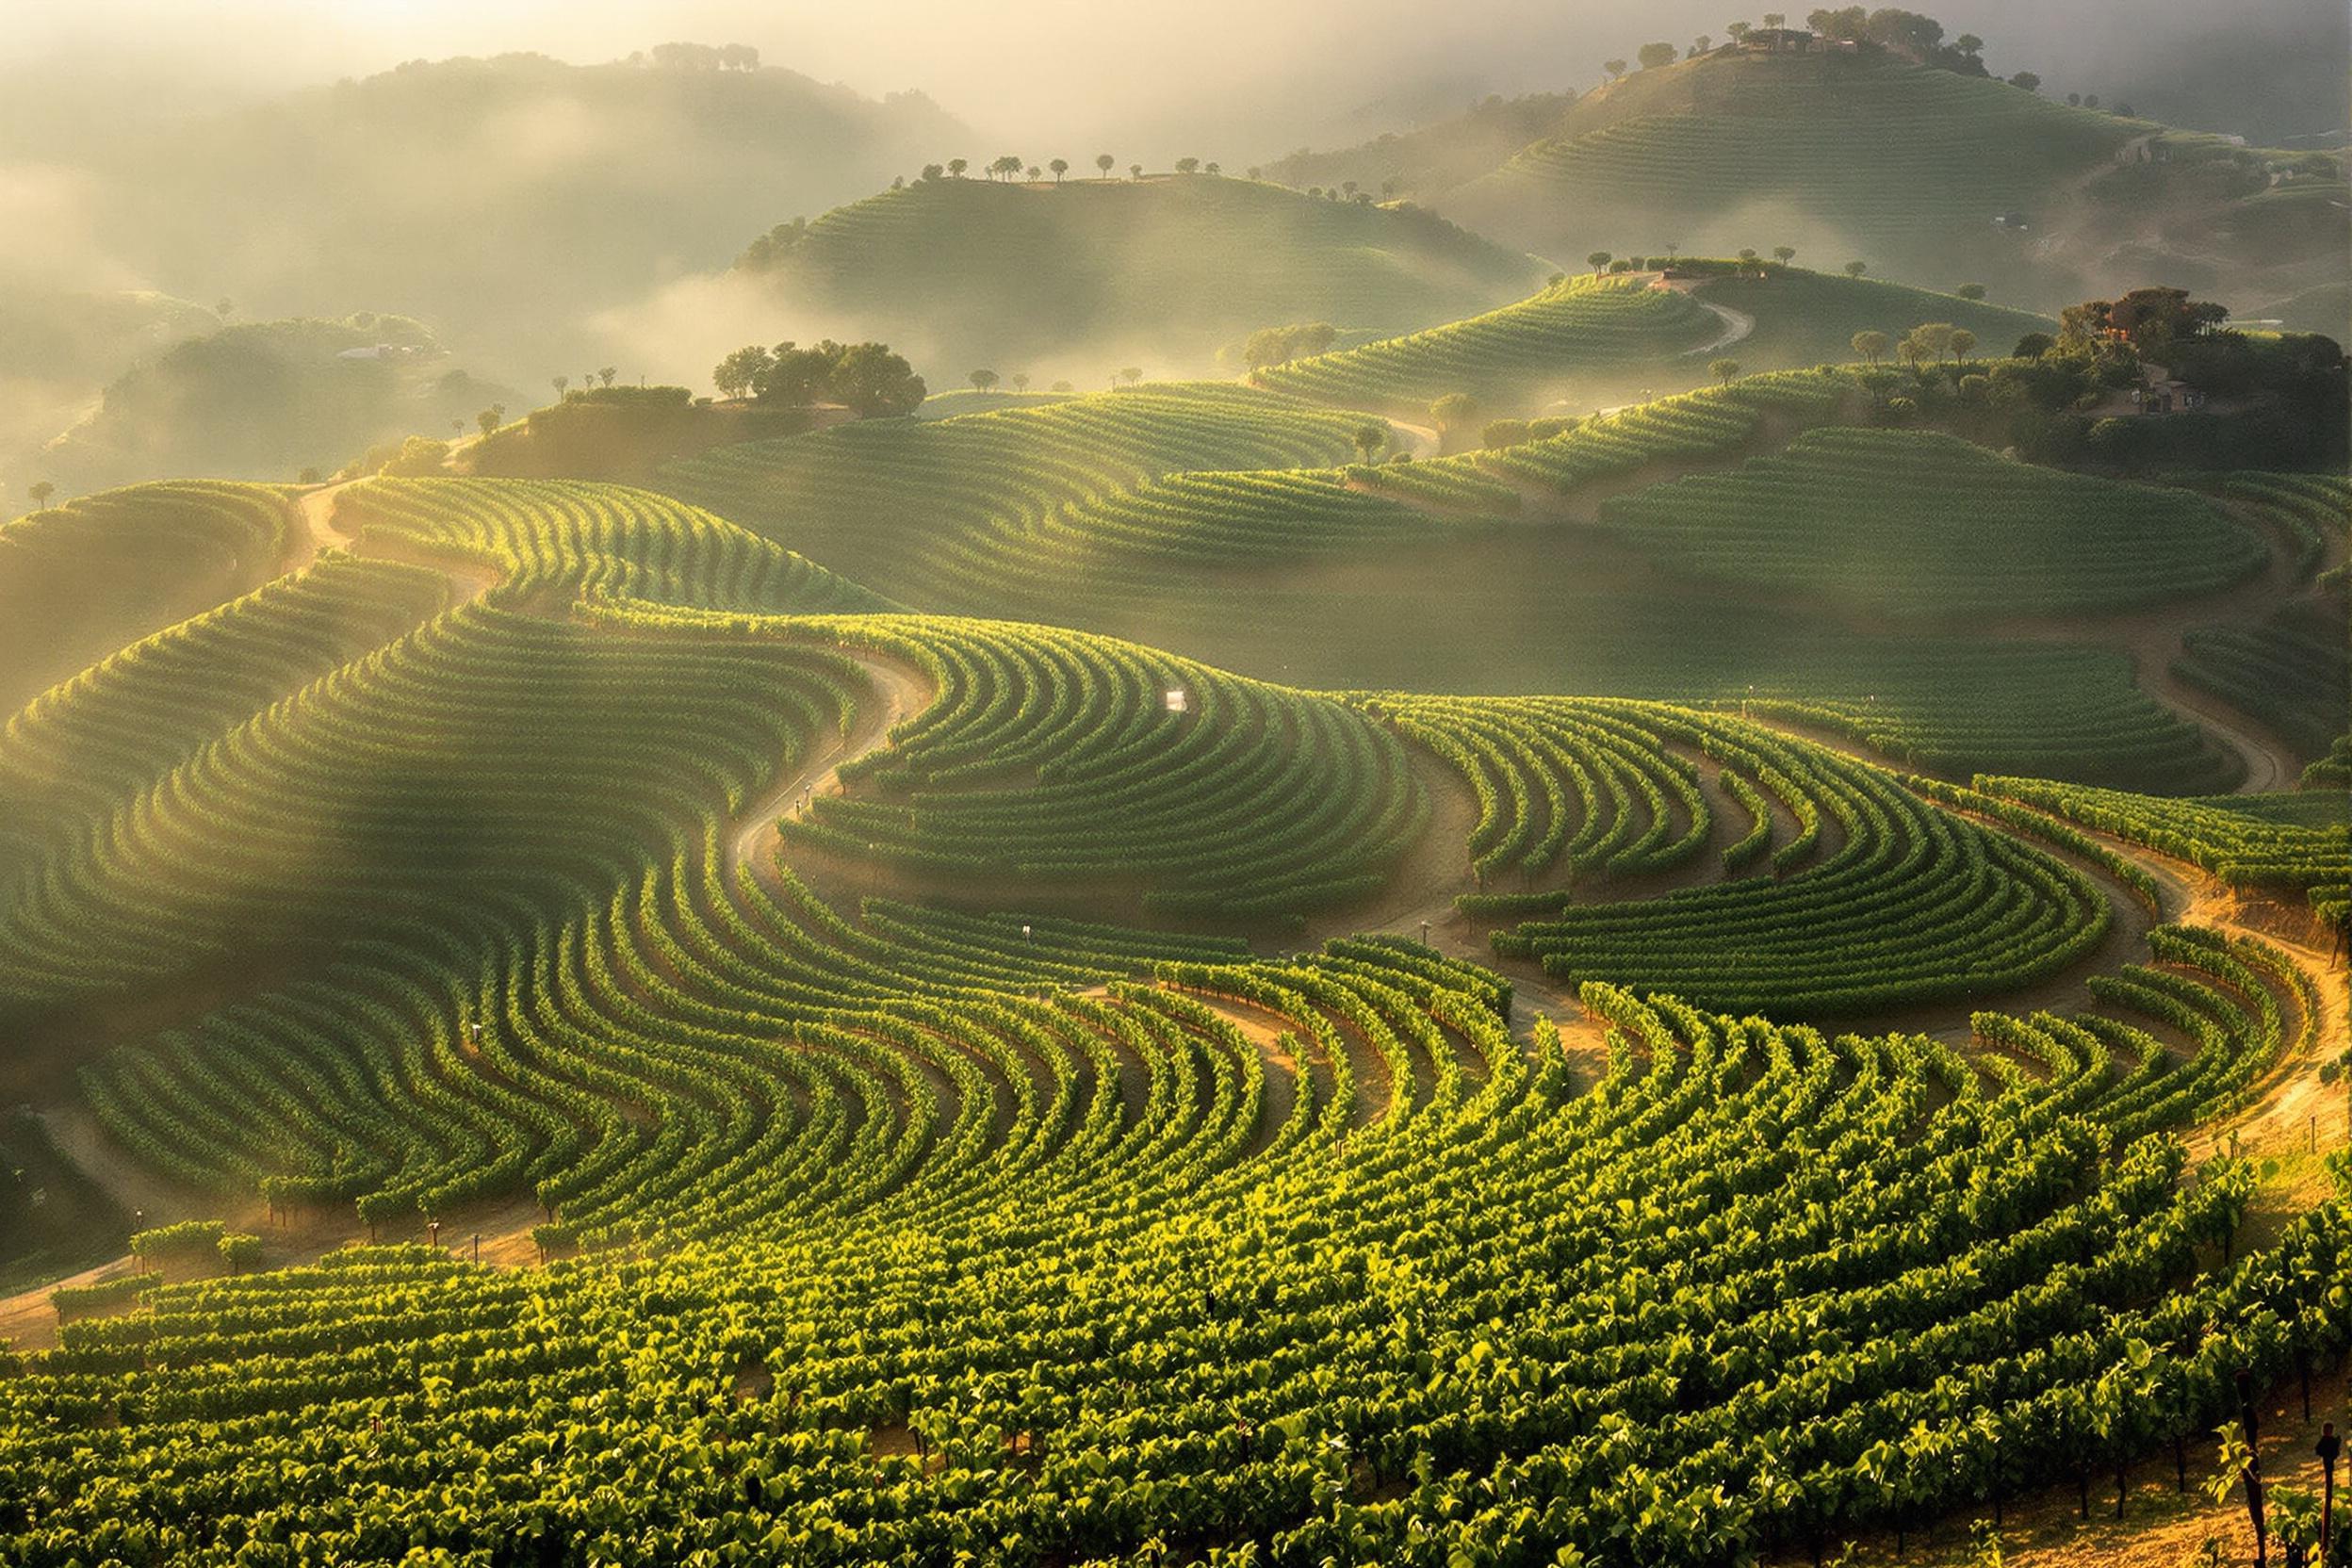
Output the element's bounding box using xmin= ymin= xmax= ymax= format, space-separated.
xmin=1252 ymin=272 xmax=1723 ymax=413
xmin=0 ymin=262 xmax=2345 ymax=1568
xmin=1600 ymin=427 xmax=2268 ymax=619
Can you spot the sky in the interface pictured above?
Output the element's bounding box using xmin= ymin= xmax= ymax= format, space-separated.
xmin=7 ymin=0 xmax=2343 ymax=161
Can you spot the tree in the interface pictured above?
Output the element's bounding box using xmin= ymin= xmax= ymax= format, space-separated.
xmin=1050 ymin=380 xmax=1073 ymax=393
xmin=2010 ymin=71 xmax=2041 ymax=92
xmin=477 ymin=408 xmax=502 ymax=436
xmin=1604 ymin=59 xmax=1629 ymax=80
xmin=1131 ymin=163 xmax=1143 ymax=180
xmin=1429 ymin=392 xmax=1481 ymax=434
xmin=1175 ymin=156 xmax=1200 ymax=175
xmin=969 ymin=368 xmax=999 ymax=393
xmin=828 ymin=342 xmax=927 ymax=416
xmin=1845 ymin=260 xmax=1868 ymax=278
xmin=988 ymin=155 xmax=1022 ymax=181
xmin=1587 ymin=251 xmax=1613 ymax=274
xmin=1638 ymin=41 xmax=1679 ymax=69
xmin=1949 ymin=329 xmax=1977 ymax=363
xmin=1119 ymin=366 xmax=1143 ymax=386
xmin=1726 ymin=22 xmax=1753 ymax=42
xmin=2014 ymin=332 xmax=2056 ymax=359
xmin=1897 ymin=334 xmax=1930 ymax=371
xmin=947 ymin=157 xmax=969 ymax=178
xmin=1956 ymin=282 xmax=1987 ymax=301
xmin=597 ymin=367 xmax=616 ymax=387
xmin=1738 ymin=247 xmax=1759 ymax=263
xmin=1772 ymin=245 xmax=1797 ymax=264
xmin=1910 ymin=321 xmax=1958 ymax=362
xmin=1763 ymin=10 xmax=1785 ymax=25
xmin=1205 ymin=162 xmax=1221 ymax=175
xmin=1097 ymin=154 xmax=1115 ymax=179
xmin=1709 ymin=357 xmax=1742 ymax=384
xmin=551 ymin=376 xmax=569 ymax=399
xmin=714 ymin=346 xmax=772 ymax=400
xmin=1352 ymin=422 xmax=1388 ymax=463
xmin=1026 ymin=165 xmax=1041 ymax=181
xmin=27 ymin=481 xmax=54 ymax=509
xmin=1012 ymin=372 xmax=1031 ymax=394
xmin=1852 ymin=331 xmax=1889 ymax=366
xmin=1049 ymin=158 xmax=1069 ymax=184
xmin=921 ymin=163 xmax=945 ymax=182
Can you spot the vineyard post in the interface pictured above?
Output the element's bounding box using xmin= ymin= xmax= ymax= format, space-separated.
xmin=2318 ymin=1423 xmax=2339 ymax=1560
xmin=2239 ymin=1368 xmax=2270 ymax=1568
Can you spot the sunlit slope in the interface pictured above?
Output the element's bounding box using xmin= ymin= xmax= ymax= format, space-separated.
xmin=734 ymin=173 xmax=1553 ymax=374
xmin=1253 ymin=273 xmax=1722 ymax=412
xmin=0 ymin=481 xmax=294 ymax=715
xmin=660 ymin=383 xmax=1368 ymax=606
xmin=1602 ymin=427 xmax=2266 ymax=618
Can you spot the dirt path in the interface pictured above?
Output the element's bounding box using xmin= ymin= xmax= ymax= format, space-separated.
xmin=1679 ymin=298 xmax=1756 ymax=357
xmin=726 ymin=649 xmax=938 ymax=888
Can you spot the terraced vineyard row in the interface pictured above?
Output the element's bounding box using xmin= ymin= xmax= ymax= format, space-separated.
xmin=660 ymin=384 xmax=1368 ymax=611
xmin=1390 ymin=697 xmax=2115 ymax=1015
xmin=6 ymin=959 xmax=2339 ymax=1565
xmin=1980 ymin=776 xmax=2351 ymax=930
xmin=0 ymin=480 xmax=297 ymax=714
xmin=1252 ymin=272 xmax=1723 ymax=411
xmin=1601 ymin=427 xmax=2268 ymax=619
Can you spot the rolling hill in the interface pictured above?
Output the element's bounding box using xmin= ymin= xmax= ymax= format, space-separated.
xmin=29 ymin=315 xmax=515 ymax=494
xmin=1274 ymin=44 xmax=2348 ymax=320
xmin=730 ymin=172 xmax=1553 ymax=382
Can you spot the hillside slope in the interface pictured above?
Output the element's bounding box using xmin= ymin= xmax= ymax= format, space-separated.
xmin=1286 ymin=47 xmax=2347 ymax=318
xmin=33 ymin=316 xmax=515 ymax=493
xmin=732 ymin=173 xmax=1553 ymax=382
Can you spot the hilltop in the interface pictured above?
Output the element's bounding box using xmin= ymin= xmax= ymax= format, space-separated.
xmin=730 ymin=172 xmax=1553 ymax=383
xmin=1269 ymin=44 xmax=2347 ymax=320
xmin=0 ymin=289 xmax=220 ymax=496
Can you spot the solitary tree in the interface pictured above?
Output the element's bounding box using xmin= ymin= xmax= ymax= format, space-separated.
xmin=27 ymin=481 xmax=54 ymax=509
xmin=597 ymin=367 xmax=616 ymax=387
xmin=2010 ymin=71 xmax=2041 ymax=92
xmin=947 ymin=157 xmax=969 ymax=178
xmin=1637 ymin=41 xmax=1679 ymax=69
xmin=1692 ymin=35 xmax=1712 ymax=54
xmin=1845 ymin=260 xmax=1868 ymax=278
xmin=1604 ymin=58 xmax=1629 ymax=80
xmin=1587 ymin=250 xmax=1613 ymax=273
xmin=1012 ymin=372 xmax=1031 ymax=393
xmin=1709 ymin=357 xmax=1742 ymax=384
xmin=1130 ymin=163 xmax=1143 ymax=180
xmin=969 ymin=368 xmax=999 ymax=393
xmin=1851 ymin=330 xmax=1890 ymax=366
xmin=1096 ymin=154 xmax=1115 ymax=179
xmin=1119 ymin=366 xmax=1143 ymax=386
xmin=1175 ymin=156 xmax=1200 ymax=174
xmin=1049 ymin=157 xmax=1069 ymax=184
xmin=1738 ymin=247 xmax=1759 ymax=263
xmin=1663 ymin=239 xmax=1682 ymax=258
xmin=1429 ymin=392 xmax=1481 ymax=437
xmin=1352 ymin=422 xmax=1388 ymax=463
xmin=1205 ymin=161 xmax=1221 ymax=175
xmin=1949 ymin=329 xmax=1977 ymax=363
xmin=477 ymin=408 xmax=502 ymax=436
xmin=551 ymin=375 xmax=569 ymax=399
xmin=1762 ymin=10 xmax=1785 ymax=25
xmin=1956 ymin=282 xmax=1987 ymax=301
xmin=1026 ymin=165 xmax=1040 ymax=181
xmin=1772 ymin=245 xmax=1797 ymax=264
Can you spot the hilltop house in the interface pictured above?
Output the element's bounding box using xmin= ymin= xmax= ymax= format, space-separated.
xmin=1740 ymin=27 xmax=1816 ymax=53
